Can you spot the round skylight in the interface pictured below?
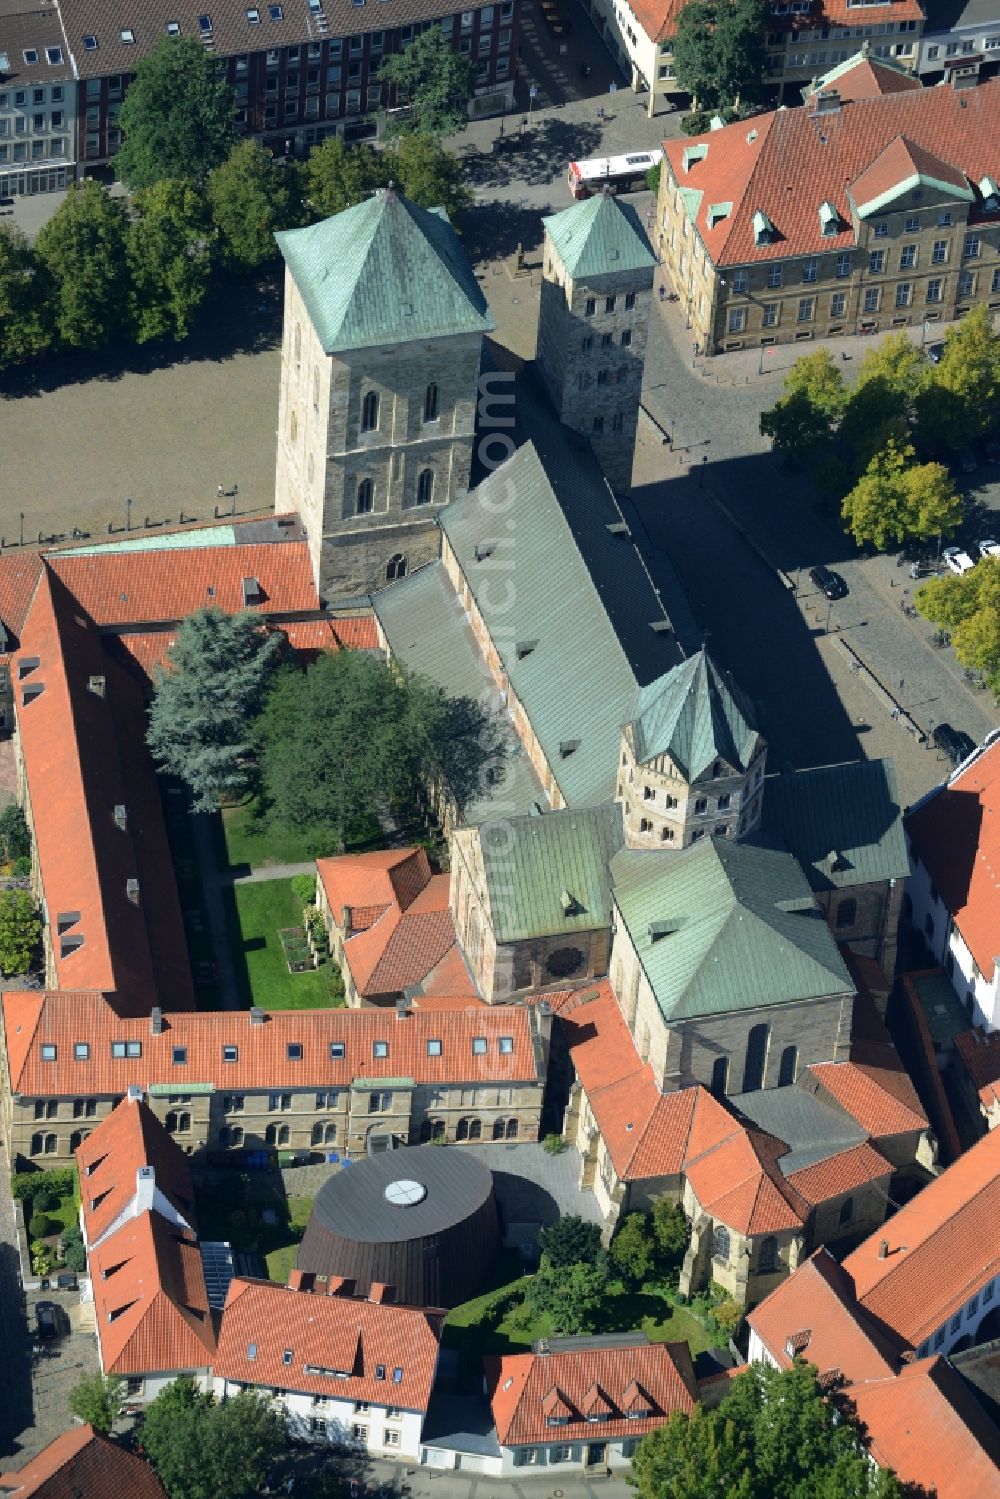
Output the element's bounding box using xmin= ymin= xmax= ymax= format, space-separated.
xmin=384 ymin=1179 xmax=427 ymax=1207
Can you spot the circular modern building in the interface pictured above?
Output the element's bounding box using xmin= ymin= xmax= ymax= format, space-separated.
xmin=297 ymin=1147 xmax=500 ymax=1308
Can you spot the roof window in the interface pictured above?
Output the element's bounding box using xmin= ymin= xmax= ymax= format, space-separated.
xmin=287 ymin=1042 xmax=302 ymax=1060
xmin=427 ymin=1039 xmax=442 ymax=1056
xmin=166 ymin=21 xmax=181 ymax=34
xmin=173 ymin=1047 xmax=188 ymax=1065
xmin=330 ymin=1041 xmax=345 ymax=1059
xmin=375 ymin=1364 xmax=386 ymax=1380
xmin=111 ymin=1039 xmax=142 ymax=1058
xmin=246 ymin=6 xmax=261 ymax=19
xmin=46 ymin=47 xmax=63 ymax=64
xmin=392 ymin=1367 xmax=403 ymax=1383
xmin=41 ymin=1043 xmax=57 ymax=1061
xmin=23 ymin=49 xmax=38 ymax=65
xmin=121 ymin=28 xmax=135 ymax=43
xmin=247 ymin=1342 xmax=257 ymax=1360
xmin=472 ymin=1037 xmax=487 ymax=1055
xmin=499 ymin=1036 xmax=513 ymax=1054
xmin=373 ymin=1040 xmax=388 ymax=1058
xmin=198 ymin=14 xmax=214 ymax=33
xmin=82 ymin=34 xmax=98 ymax=49
xmin=282 ymin=1349 xmax=293 ymax=1365
xmin=74 ymin=1042 xmax=90 ymax=1060
xmin=223 ymin=1044 xmax=238 ymax=1062
xmin=269 ymin=3 xmax=284 ymax=17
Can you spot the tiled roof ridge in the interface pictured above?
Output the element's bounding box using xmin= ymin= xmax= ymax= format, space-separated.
xmin=855 ymin=1169 xmax=1000 ymax=1303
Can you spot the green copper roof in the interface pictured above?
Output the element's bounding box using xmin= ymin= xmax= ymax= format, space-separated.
xmin=543 ymin=190 xmax=656 ymax=280
xmin=610 ymin=836 xmax=853 ymax=1023
xmin=275 ymin=189 xmax=495 ymax=354
xmin=762 ymin=759 xmax=908 ymax=893
xmin=629 ymin=650 xmax=760 ymax=779
xmin=476 ymin=804 xmax=625 ymax=944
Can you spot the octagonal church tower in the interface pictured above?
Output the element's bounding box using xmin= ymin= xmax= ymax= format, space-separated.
xmin=536 ymin=187 xmax=656 ymax=493
xmin=274 ymin=187 xmax=495 ymax=599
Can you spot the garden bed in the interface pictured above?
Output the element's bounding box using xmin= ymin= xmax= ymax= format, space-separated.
xmin=279 ymin=927 xmax=313 ymax=973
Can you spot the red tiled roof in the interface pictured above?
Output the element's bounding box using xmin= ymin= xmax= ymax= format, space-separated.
xmin=953 ymin=1028 xmax=1000 ymax=1110
xmin=213 ymin=1279 xmax=442 ymax=1410
xmin=851 ymin=135 xmax=969 ymax=213
xmin=318 ymin=848 xmax=432 ymax=926
xmin=785 ymin=1140 xmax=892 ymax=1206
xmin=0 ymin=551 xmax=44 ymax=647
xmin=905 ymin=737 xmax=1000 ymax=981
xmin=747 ymin=1247 xmax=899 ymax=1384
xmin=846 ymin=1356 xmax=1000 ymax=1498
xmin=77 ymin=1096 xmax=197 ymax=1247
xmin=804 ymin=56 xmax=924 ymax=103
xmin=662 ymin=80 xmax=1000 ymax=267
xmin=486 ymin=1341 xmax=698 ymax=1446
xmin=0 ymin=1424 xmax=168 ymax=1499
xmin=807 ymin=1059 xmax=927 ymax=1137
xmin=413 ymin=942 xmax=480 ymax=1002
xmin=14 ymin=567 xmax=193 ymax=1013
xmin=47 ymin=540 xmax=319 ymax=629
xmin=89 ymin=1211 xmax=215 ymax=1376
xmin=2 ymin=991 xmax=540 ymax=1096
xmin=842 ymin=1125 xmax=1000 ymax=1347
xmin=330 ymin=614 xmax=380 ymax=651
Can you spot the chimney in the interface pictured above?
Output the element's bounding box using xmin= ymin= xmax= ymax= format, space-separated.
xmin=126 ymin=878 xmax=140 ymax=905
xmin=813 ymin=88 xmax=841 ymax=115
xmin=249 ymin=1006 xmax=265 ymax=1026
xmin=87 ymin=674 xmax=106 ymax=698
xmin=877 ymin=1239 xmax=889 ymax=1260
xmin=368 ymin=1282 xmax=392 ymax=1304
xmin=126 ymin=1084 xmax=143 ymax=1102
xmin=151 ymin=1006 xmax=163 ymax=1035
xmin=136 ymin=1164 xmax=155 ymax=1209
xmin=395 ymin=998 xmax=411 ymax=1021
xmin=287 ymin=1268 xmax=307 ymax=1291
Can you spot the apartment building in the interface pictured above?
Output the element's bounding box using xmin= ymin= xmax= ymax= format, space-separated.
xmin=49 ymin=0 xmax=517 ymax=169
xmin=656 ymin=67 xmax=1000 ymax=353
xmin=0 ymin=2 xmax=76 ymax=197
xmin=917 ymin=0 xmax=1000 ymax=77
xmin=0 ymin=993 xmax=550 ymax=1165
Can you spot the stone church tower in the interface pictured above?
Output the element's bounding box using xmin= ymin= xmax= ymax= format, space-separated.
xmin=617 ymin=650 xmax=767 ymax=849
xmin=536 ymin=188 xmax=656 ymax=492
xmin=274 ymin=188 xmax=495 ymax=599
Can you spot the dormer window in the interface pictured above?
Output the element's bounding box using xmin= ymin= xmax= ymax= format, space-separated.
xmin=752 ymin=209 xmax=776 ymax=247
xmin=819 ymin=200 xmax=839 ymax=235
xmin=82 ymin=34 xmax=98 ymax=49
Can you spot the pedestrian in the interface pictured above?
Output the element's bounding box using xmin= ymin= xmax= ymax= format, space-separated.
xmin=217 ymin=484 xmax=224 ymax=499
xmin=232 ymin=483 xmax=239 ymax=497
xmin=597 ymin=106 xmax=605 ymax=122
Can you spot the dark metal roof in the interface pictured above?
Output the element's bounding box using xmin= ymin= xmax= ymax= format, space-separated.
xmin=310 ymin=1146 xmax=494 ymax=1245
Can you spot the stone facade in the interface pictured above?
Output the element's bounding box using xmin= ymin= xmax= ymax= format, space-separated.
xmin=815 ymin=876 xmax=905 ymax=984
xmin=535 ymin=229 xmax=653 ymax=492
xmin=617 ymin=726 xmax=767 ymax=850
xmin=274 ymin=269 xmax=482 ymax=598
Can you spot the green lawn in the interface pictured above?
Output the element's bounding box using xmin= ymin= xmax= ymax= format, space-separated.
xmin=221 ymin=802 xmax=385 ymax=873
xmin=194 ymin=1179 xmax=313 ymax=1285
xmin=226 ymin=878 xmax=343 ymax=1010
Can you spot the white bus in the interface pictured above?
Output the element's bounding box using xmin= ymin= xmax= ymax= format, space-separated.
xmin=567 ymin=149 xmax=663 ymax=199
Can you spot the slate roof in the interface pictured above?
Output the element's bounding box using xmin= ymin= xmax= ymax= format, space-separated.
xmin=0 ymin=1425 xmax=168 ymax=1499
xmin=610 ymin=836 xmax=853 ymax=1023
xmin=905 ymin=734 xmax=1000 ymax=981
xmin=662 ymin=78 xmax=1000 ymax=268
xmin=473 ymin=804 xmax=624 ymax=944
xmin=762 ymin=759 xmax=908 ymax=893
xmin=543 ymin=190 xmax=656 ymax=280
xmin=486 ymin=1339 xmax=697 ymax=1447
xmin=372 ymin=561 xmax=544 ymax=825
xmin=730 ymin=1085 xmax=867 ymax=1176
xmin=629 ymin=649 xmax=760 ymax=778
xmin=276 ymin=189 xmax=494 ymax=355
xmin=214 ymin=1278 xmax=442 ymax=1410
xmin=439 ymin=442 xmax=644 ymax=808
xmin=842 ymin=1125 xmax=1000 ymax=1349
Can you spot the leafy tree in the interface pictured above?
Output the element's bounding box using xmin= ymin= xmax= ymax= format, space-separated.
xmin=127 ymin=180 xmax=212 ymax=343
xmin=69 ymin=1373 xmax=124 ymax=1434
xmin=672 ymin=0 xmax=767 ymax=111
xmin=378 ymin=29 xmax=475 ymax=137
xmin=116 ymin=37 xmax=235 ymax=190
xmin=302 ymin=136 xmax=390 ymax=218
xmin=388 ymin=131 xmax=472 ymax=219
xmin=632 ymin=1362 xmax=903 ymax=1499
xmin=255 ymin=651 xmax=506 ymax=848
xmin=0 ymin=802 xmax=30 ymax=862
xmin=147 ymin=608 xmax=284 ymax=812
xmin=537 ymin=1214 xmax=603 ymax=1269
xmin=142 ymin=1379 xmax=287 ymax=1499
xmin=841 ymin=437 xmax=962 ymax=551
xmin=609 ymin=1212 xmax=656 ymax=1287
xmin=924 ymin=305 xmax=1000 ymax=447
xmin=12 ymin=1167 xmax=76 ymax=1203
xmin=0 ymin=224 xmax=51 ymax=370
xmin=760 ymin=351 xmax=846 ymax=464
xmin=207 ymin=141 xmax=302 ymax=271
xmin=28 ymin=1211 xmax=57 ymax=1238
xmin=652 ymin=1199 xmax=690 ymax=1269
xmin=290 ymin=873 xmax=316 ymax=906
xmin=0 ymin=889 xmax=42 ymax=975
xmin=525 ymin=1261 xmax=604 ymax=1335
xmin=917 ymin=556 xmax=1000 ymax=694
xmin=62 ymin=1224 xmax=88 ymax=1272
xmin=34 ymin=183 xmax=129 ymax=350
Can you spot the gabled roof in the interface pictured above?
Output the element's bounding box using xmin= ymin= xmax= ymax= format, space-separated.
xmin=802 ymin=50 xmax=924 ymax=104
xmin=747 ymin=1247 xmax=900 ymax=1383
xmin=275 ymin=189 xmax=494 ymax=354
xmin=0 ymin=1424 xmax=168 ymax=1499
xmin=905 ymin=734 xmax=1000 ymax=981
xmin=88 ymin=1211 xmax=215 ymax=1376
xmin=807 ymin=1057 xmax=927 ymax=1138
xmin=842 ymin=1125 xmax=1000 ymax=1348
xmin=762 ymin=759 xmax=908 ymax=892
xmin=77 ymin=1095 xmax=197 ymax=1248
xmin=628 ymin=649 xmax=760 ymax=778
xmin=543 ymin=190 xmax=656 ymax=279
xmin=846 ymin=1356 xmax=1000 ymax=1499
xmin=213 ymin=1278 xmax=442 ymax=1410
xmin=610 ymin=836 xmax=853 ymax=1023
xmin=486 ymin=1339 xmax=697 ymax=1447
xmin=662 ymin=79 xmax=1000 ymax=267
xmin=317 ymin=848 xmax=434 ymax=927
xmin=470 ymin=804 xmax=624 ymax=944
xmin=849 ymin=135 xmax=974 ymax=218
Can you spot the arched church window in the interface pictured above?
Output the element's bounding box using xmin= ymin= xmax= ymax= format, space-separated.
xmin=416 ymin=468 xmax=434 ymax=505
xmin=385 ymin=554 xmax=407 ymax=581
xmin=356 ymin=479 xmax=374 ymax=515
xmin=423 ymin=384 xmax=439 ymax=423
xmin=361 ymin=390 xmax=379 ymax=433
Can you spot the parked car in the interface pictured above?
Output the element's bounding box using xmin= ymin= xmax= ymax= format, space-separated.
xmin=978 ymin=539 xmax=1000 ymax=559
xmin=943 ymin=546 xmax=976 ymax=575
xmin=35 ymin=1301 xmax=58 ymax=1339
xmin=808 ymin=564 xmax=848 ymax=599
xmin=55 ymin=1271 xmax=77 ymax=1292
xmin=932 ymin=722 xmax=977 ymax=766
xmin=957 ymin=447 xmax=978 ymax=474
xmin=926 ymin=342 xmax=945 ymax=364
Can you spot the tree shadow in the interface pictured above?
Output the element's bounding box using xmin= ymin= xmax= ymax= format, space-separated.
xmin=0 ymin=275 xmax=282 ymax=403
xmin=459 ymin=115 xmax=603 ymax=195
